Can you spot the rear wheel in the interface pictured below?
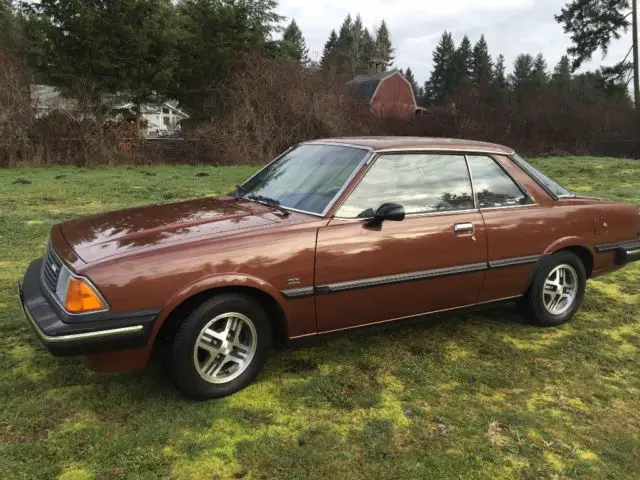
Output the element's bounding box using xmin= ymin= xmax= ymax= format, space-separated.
xmin=522 ymin=251 xmax=586 ymax=326
xmin=169 ymin=293 xmax=271 ymax=399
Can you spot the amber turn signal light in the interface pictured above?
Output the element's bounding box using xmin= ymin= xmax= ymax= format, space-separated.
xmin=64 ymin=278 xmax=106 ymax=313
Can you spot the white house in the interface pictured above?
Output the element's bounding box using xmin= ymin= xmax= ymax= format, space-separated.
xmin=30 ymin=85 xmax=189 ymax=138
xmin=113 ymin=101 xmax=189 ymax=137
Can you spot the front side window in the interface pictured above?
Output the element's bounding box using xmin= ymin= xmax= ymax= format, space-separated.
xmin=467 ymin=155 xmax=533 ymax=208
xmin=241 ymin=144 xmax=367 ymax=215
xmin=336 ymin=154 xmax=474 ymax=218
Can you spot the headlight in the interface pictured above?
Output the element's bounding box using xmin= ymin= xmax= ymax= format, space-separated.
xmin=55 ymin=266 xmax=107 ymax=314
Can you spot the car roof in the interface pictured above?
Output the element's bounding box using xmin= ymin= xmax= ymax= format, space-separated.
xmin=305 ymin=137 xmax=515 ymax=155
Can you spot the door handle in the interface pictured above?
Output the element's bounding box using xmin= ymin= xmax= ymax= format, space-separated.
xmin=453 ymin=222 xmax=474 ymax=233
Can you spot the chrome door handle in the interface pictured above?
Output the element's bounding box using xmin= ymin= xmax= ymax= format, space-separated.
xmin=453 ymin=222 xmax=474 ymax=233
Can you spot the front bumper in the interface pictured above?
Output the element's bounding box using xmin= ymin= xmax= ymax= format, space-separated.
xmin=18 ymin=259 xmax=159 ymax=356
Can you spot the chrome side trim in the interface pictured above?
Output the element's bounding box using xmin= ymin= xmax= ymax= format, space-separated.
xmin=280 ymin=287 xmax=315 ymax=299
xmin=594 ymin=240 xmax=640 ymax=252
xmin=317 ymin=262 xmax=488 ymax=294
xmin=489 ymin=254 xmax=543 ymax=268
xmin=284 ymin=255 xmax=546 ymax=300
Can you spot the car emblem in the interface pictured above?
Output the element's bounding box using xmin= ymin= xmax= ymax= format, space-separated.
xmin=51 ymin=263 xmax=58 ymax=273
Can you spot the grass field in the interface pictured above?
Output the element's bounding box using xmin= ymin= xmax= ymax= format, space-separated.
xmin=1 ymin=157 xmax=639 ymax=480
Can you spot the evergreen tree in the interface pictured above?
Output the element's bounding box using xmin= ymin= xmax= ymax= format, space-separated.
xmin=334 ymin=14 xmax=353 ymax=73
xmin=531 ymin=53 xmax=549 ymax=85
xmin=280 ymin=19 xmax=308 ymax=64
xmin=493 ymin=54 xmax=507 ymax=90
xmin=350 ymin=14 xmax=366 ymax=74
xmin=23 ymin=0 xmax=178 ymax=107
xmin=552 ymin=55 xmax=573 ymax=83
xmin=555 ymin=0 xmax=637 ymax=109
xmin=1 ymin=0 xmax=25 ymax=52
xmin=320 ymin=29 xmax=338 ymax=69
xmin=361 ymin=28 xmax=376 ymax=72
xmin=425 ymin=31 xmax=457 ymax=105
xmin=510 ymin=54 xmax=535 ymax=90
xmin=452 ymin=34 xmax=473 ymax=87
xmin=471 ymin=34 xmax=493 ymax=87
xmin=374 ymin=20 xmax=394 ymax=69
xmin=173 ymin=0 xmax=280 ymax=119
xmin=336 ymin=14 xmax=353 ymax=51
xmin=404 ymin=67 xmax=420 ymax=100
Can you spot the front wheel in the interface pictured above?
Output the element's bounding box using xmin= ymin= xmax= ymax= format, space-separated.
xmin=522 ymin=251 xmax=587 ymax=327
xmin=169 ymin=293 xmax=272 ymax=399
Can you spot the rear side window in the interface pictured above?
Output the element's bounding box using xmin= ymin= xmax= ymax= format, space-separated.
xmin=467 ymin=155 xmax=533 ymax=208
xmin=336 ymin=153 xmax=474 ymax=218
xmin=510 ymin=153 xmax=573 ymax=199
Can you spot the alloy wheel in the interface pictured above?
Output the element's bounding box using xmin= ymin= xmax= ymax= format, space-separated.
xmin=542 ymin=264 xmax=578 ymax=316
xmin=193 ymin=312 xmax=257 ymax=384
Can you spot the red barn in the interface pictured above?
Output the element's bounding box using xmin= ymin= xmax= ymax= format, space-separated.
xmin=346 ymin=69 xmax=417 ymax=120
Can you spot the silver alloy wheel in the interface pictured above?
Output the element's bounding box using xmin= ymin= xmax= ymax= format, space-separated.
xmin=542 ymin=264 xmax=578 ymax=315
xmin=193 ymin=312 xmax=257 ymax=384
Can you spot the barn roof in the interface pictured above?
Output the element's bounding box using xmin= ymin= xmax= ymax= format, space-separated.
xmin=346 ymin=70 xmax=400 ymax=103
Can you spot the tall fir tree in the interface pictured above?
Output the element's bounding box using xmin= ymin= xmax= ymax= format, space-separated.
xmin=404 ymin=67 xmax=420 ymax=100
xmin=374 ymin=20 xmax=394 ymax=69
xmin=334 ymin=14 xmax=353 ymax=73
xmin=552 ymin=55 xmax=573 ymax=83
xmin=425 ymin=31 xmax=457 ymax=105
xmin=531 ymin=53 xmax=549 ymax=85
xmin=350 ymin=14 xmax=365 ymax=74
xmin=510 ymin=53 xmax=535 ymax=90
xmin=320 ymin=29 xmax=338 ymax=69
xmin=471 ymin=34 xmax=493 ymax=87
xmin=361 ymin=28 xmax=376 ymax=72
xmin=492 ymin=54 xmax=508 ymax=91
xmin=452 ymin=34 xmax=473 ymax=87
xmin=280 ymin=19 xmax=308 ymax=64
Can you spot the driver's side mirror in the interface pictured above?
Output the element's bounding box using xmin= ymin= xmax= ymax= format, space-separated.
xmin=366 ymin=202 xmax=405 ymax=227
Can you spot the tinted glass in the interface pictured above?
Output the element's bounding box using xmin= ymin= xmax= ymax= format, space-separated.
xmin=467 ymin=155 xmax=532 ymax=208
xmin=336 ymin=154 xmax=473 ymax=218
xmin=241 ymin=144 xmax=367 ymax=214
xmin=511 ymin=153 xmax=573 ymax=198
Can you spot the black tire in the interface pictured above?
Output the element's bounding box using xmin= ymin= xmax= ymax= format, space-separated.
xmin=521 ymin=251 xmax=587 ymax=327
xmin=169 ymin=293 xmax=272 ymax=399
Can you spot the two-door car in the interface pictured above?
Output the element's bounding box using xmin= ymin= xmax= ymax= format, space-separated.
xmin=19 ymin=137 xmax=640 ymax=398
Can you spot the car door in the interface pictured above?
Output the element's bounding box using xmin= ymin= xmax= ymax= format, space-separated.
xmin=314 ymin=152 xmax=488 ymax=333
xmin=465 ymin=154 xmax=546 ymax=302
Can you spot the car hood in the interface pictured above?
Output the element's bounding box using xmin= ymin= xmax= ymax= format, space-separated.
xmin=60 ymin=197 xmax=284 ymax=263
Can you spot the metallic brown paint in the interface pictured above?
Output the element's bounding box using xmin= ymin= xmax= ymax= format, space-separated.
xmin=37 ymin=138 xmax=639 ymax=372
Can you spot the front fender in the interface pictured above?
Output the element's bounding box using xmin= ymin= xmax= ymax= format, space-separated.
xmin=149 ymin=273 xmax=286 ymax=343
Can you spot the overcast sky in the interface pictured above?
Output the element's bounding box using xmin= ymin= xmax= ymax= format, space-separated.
xmin=277 ymin=0 xmax=633 ymax=85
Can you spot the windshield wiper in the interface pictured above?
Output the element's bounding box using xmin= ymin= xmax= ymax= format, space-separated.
xmin=231 ymin=185 xmax=246 ymax=200
xmin=247 ymin=194 xmax=290 ymax=217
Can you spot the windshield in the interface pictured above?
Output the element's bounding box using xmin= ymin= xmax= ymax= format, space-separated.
xmin=510 ymin=153 xmax=573 ymax=198
xmin=240 ymin=144 xmax=368 ymax=215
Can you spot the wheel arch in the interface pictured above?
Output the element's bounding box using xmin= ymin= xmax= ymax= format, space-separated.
xmin=152 ymin=280 xmax=289 ymax=348
xmin=523 ymin=241 xmax=594 ymax=294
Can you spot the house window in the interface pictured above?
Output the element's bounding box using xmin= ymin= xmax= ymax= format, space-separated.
xmin=163 ymin=117 xmax=170 ymax=126
xmin=162 ymin=107 xmax=170 ymax=114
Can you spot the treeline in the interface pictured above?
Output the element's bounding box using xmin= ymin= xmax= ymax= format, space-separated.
xmin=0 ymin=1 xmax=637 ymax=166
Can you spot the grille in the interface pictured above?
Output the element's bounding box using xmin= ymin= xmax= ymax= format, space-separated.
xmin=42 ymin=244 xmax=62 ymax=294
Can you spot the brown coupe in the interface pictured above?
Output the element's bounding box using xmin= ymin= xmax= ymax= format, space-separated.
xmin=19 ymin=137 xmax=640 ymax=398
